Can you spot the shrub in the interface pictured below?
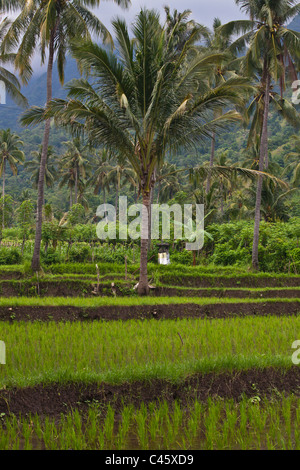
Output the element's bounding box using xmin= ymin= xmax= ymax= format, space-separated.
xmin=92 ymin=243 xmax=137 ymax=264
xmin=68 ymin=244 xmax=92 ymax=263
xmin=0 ymin=247 xmax=22 ymax=265
xmin=212 ymin=244 xmax=250 ymax=266
xmin=170 ymin=250 xmax=193 ymax=265
xmin=2 ymin=228 xmax=22 ymax=240
xmin=290 ymin=247 xmax=300 ymax=263
xmin=41 ymin=248 xmax=63 ymax=265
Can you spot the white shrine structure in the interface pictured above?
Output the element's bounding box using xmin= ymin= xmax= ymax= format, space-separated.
xmin=0 ymin=81 xmax=6 ymax=104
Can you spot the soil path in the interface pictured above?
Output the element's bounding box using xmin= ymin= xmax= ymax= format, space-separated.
xmin=0 ymin=301 xmax=299 ymax=322
xmin=0 ymin=368 xmax=299 ymax=418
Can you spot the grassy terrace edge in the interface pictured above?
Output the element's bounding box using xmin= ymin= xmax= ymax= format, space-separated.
xmin=1 ymin=263 xmax=300 ymax=278
xmin=0 ymin=358 xmax=298 ymax=390
xmin=1 ymin=279 xmax=300 ymax=291
xmin=0 ymin=296 xmax=299 ymax=307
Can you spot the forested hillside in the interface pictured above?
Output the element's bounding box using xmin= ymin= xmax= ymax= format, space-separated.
xmin=0 ymin=11 xmax=299 ymax=218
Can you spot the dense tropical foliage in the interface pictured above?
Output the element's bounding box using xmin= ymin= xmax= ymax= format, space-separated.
xmin=0 ymin=0 xmax=298 ymax=292
xmin=0 ymin=1 xmax=300 ymax=453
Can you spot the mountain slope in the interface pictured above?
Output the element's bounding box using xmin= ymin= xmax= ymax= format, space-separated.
xmin=0 ymin=13 xmax=299 ymax=131
xmin=0 ymin=56 xmax=80 ymax=130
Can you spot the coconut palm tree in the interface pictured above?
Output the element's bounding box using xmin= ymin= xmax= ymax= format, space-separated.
xmin=21 ymin=8 xmax=255 ymax=294
xmin=191 ymin=184 xmax=218 ymax=225
xmin=59 ymin=138 xmax=92 ymax=206
xmin=245 ymin=172 xmax=297 ymax=222
xmin=191 ymin=149 xmax=279 ymax=224
xmin=0 ymin=129 xmax=25 ymax=230
xmin=25 ymin=146 xmax=57 ymax=190
xmin=220 ymin=0 xmax=300 ymax=270
xmin=212 ymin=151 xmax=235 ymax=217
xmin=204 ymin=17 xmax=241 ymax=193
xmin=240 ymin=135 xmax=262 ymax=170
xmin=19 ymin=188 xmax=33 ymax=203
xmin=106 ymin=160 xmax=136 ymax=216
xmin=58 ymin=163 xmax=87 ymax=210
xmin=245 ymin=80 xmax=299 ymax=169
xmin=87 ymin=149 xmax=112 ymax=212
xmin=156 ymin=162 xmax=182 ymax=204
xmin=0 ymin=17 xmax=27 ymax=108
xmin=77 ymin=188 xmax=90 ymax=211
xmin=284 ymin=135 xmax=300 ymax=187
xmin=0 ymin=0 xmax=130 ymax=271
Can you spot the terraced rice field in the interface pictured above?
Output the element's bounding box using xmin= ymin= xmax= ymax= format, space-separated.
xmin=0 ymin=264 xmax=299 ymax=450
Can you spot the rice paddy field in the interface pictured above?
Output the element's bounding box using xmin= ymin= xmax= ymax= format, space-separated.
xmin=0 ymin=263 xmax=300 ymax=451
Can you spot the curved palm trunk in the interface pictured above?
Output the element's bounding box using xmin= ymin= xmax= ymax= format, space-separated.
xmin=252 ymin=71 xmax=270 ymax=271
xmin=138 ymin=191 xmax=150 ymax=296
xmin=31 ymin=33 xmax=55 ymax=272
xmin=2 ymin=160 xmax=5 ymax=231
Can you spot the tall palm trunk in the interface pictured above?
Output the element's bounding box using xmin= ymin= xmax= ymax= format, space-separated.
xmin=148 ymin=169 xmax=156 ymax=250
xmin=103 ymin=188 xmax=108 ymax=223
xmin=2 ymin=159 xmax=5 ymax=231
xmin=252 ymin=70 xmax=270 ymax=271
xmin=31 ymin=32 xmax=55 ymax=272
xmin=138 ymin=190 xmax=150 ymax=296
xmin=115 ymin=183 xmax=119 ymax=219
xmin=206 ymin=132 xmax=216 ymax=194
xmin=220 ymin=181 xmax=224 ymax=217
xmin=148 ymin=186 xmax=154 ymax=250
xmin=156 ymin=181 xmax=161 ymax=203
xmin=74 ymin=166 xmax=78 ymax=205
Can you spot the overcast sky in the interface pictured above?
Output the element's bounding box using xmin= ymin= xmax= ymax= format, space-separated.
xmin=94 ymin=0 xmax=247 ymax=31
xmin=24 ymin=0 xmax=248 ymax=75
